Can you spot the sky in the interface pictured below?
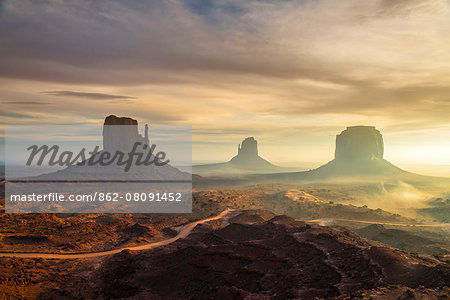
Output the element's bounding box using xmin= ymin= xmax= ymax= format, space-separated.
xmin=0 ymin=0 xmax=450 ymax=167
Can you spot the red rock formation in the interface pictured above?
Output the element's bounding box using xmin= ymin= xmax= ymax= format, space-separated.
xmin=237 ymin=137 xmax=258 ymax=158
xmin=54 ymin=210 xmax=449 ymax=299
xmin=335 ymin=126 xmax=384 ymax=161
xmin=103 ymin=115 xmax=148 ymax=152
xmin=229 ymin=137 xmax=277 ymax=170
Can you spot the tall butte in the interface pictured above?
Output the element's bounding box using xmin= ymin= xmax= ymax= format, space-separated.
xmin=192 ymin=137 xmax=280 ymax=175
xmin=229 ymin=137 xmax=278 ymax=170
xmin=335 ymin=126 xmax=384 ymax=162
xmin=230 ymin=137 xmax=258 ymax=163
xmin=312 ymin=125 xmax=404 ymax=177
xmin=103 ymin=115 xmax=149 ymax=152
xmin=30 ymin=115 xmax=189 ymax=181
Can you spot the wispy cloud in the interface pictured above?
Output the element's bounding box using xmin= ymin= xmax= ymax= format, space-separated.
xmin=0 ymin=111 xmax=35 ymax=119
xmin=4 ymin=101 xmax=52 ymax=105
xmin=42 ymin=91 xmax=135 ymax=101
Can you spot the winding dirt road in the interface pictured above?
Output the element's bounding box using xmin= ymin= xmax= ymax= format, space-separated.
xmin=1 ymin=209 xmax=448 ymax=259
xmin=0 ymin=209 xmax=237 ymax=259
xmin=304 ymin=218 xmax=450 ymax=227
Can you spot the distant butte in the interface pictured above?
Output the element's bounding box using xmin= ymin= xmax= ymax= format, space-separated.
xmin=251 ymin=125 xmax=411 ymax=183
xmin=103 ymin=115 xmax=149 ymax=152
xmin=314 ymin=125 xmax=404 ymax=176
xmin=229 ymin=137 xmax=276 ymax=169
xmin=104 ymin=115 xmax=138 ymax=126
xmin=192 ymin=137 xmax=281 ymax=175
xmin=28 ymin=115 xmax=188 ymax=182
xmin=233 ymin=137 xmax=258 ymax=160
xmin=335 ymin=126 xmax=384 ymax=162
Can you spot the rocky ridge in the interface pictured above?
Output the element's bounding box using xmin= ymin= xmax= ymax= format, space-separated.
xmin=46 ymin=210 xmax=450 ymax=299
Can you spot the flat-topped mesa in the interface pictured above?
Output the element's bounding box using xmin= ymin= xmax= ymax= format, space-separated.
xmin=103 ymin=115 xmax=149 ymax=151
xmin=335 ymin=126 xmax=384 ymax=161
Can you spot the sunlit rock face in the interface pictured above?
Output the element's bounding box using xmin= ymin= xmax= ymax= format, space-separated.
xmin=104 ymin=115 xmax=138 ymax=126
xmin=103 ymin=115 xmax=148 ymax=152
xmin=335 ymin=126 xmax=384 ymax=161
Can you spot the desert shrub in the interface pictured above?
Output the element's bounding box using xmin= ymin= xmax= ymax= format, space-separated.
xmin=406 ymin=289 xmax=415 ymax=298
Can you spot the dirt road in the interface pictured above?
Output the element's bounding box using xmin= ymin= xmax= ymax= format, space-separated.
xmin=0 ymin=209 xmax=237 ymax=259
xmin=304 ymin=218 xmax=450 ymax=227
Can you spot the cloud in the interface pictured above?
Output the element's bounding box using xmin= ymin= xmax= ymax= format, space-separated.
xmin=0 ymin=111 xmax=35 ymax=119
xmin=42 ymin=90 xmax=135 ymax=101
xmin=1 ymin=0 xmax=448 ymax=89
xmin=0 ymin=1 xmax=386 ymax=84
xmin=374 ymin=0 xmax=447 ymax=18
xmin=3 ymin=101 xmax=52 ymax=105
xmin=0 ymin=0 xmax=449 ymax=164
xmin=184 ymin=0 xmax=246 ymax=19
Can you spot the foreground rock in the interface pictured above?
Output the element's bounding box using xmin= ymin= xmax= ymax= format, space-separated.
xmin=46 ymin=210 xmax=450 ymax=299
xmin=355 ymin=224 xmax=448 ymax=255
